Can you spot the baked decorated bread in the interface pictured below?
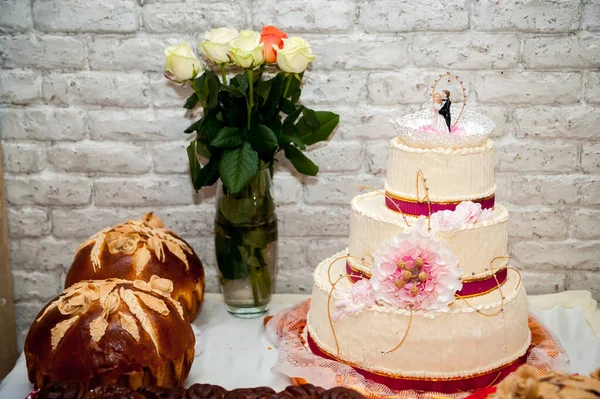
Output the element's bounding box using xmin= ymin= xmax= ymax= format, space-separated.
xmin=65 ymin=213 xmax=205 ymax=321
xmin=491 ymin=365 xmax=600 ymax=399
xmin=32 ymin=382 xmax=363 ymax=399
xmin=25 ymin=278 xmax=195 ymax=390
xmin=306 ymin=92 xmax=531 ymax=393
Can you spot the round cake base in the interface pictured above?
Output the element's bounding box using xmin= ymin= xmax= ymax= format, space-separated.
xmin=266 ymin=300 xmax=569 ymax=399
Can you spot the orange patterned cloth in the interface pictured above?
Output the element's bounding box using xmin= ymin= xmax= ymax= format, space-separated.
xmin=265 ymin=300 xmax=569 ymax=399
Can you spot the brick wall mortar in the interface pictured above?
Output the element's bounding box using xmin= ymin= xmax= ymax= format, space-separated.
xmin=1 ymin=0 xmax=599 ymax=349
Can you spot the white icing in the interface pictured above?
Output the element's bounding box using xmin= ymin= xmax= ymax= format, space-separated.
xmin=313 ymin=250 xmax=517 ymax=317
xmin=349 ymin=192 xmax=509 ymax=276
xmin=385 ymin=138 xmax=496 ymax=202
xmin=307 ymin=252 xmax=531 ymax=378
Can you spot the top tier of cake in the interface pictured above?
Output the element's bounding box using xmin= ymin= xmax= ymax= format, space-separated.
xmin=387 ymin=109 xmax=498 ymax=203
xmin=385 ymin=138 xmax=496 ymax=202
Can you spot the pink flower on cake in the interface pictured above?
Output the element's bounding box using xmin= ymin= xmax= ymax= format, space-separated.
xmin=454 ymin=201 xmax=483 ymax=225
xmin=429 ymin=209 xmax=462 ymax=230
xmin=370 ymin=218 xmax=462 ymax=312
xmin=332 ymin=279 xmax=376 ymax=321
xmin=478 ymin=207 xmax=494 ymax=223
xmin=430 ymin=201 xmax=494 ymax=231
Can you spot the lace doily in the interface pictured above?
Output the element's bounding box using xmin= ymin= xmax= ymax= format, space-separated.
xmin=390 ymin=110 xmax=496 ymax=149
xmin=265 ymin=300 xmax=569 ymax=399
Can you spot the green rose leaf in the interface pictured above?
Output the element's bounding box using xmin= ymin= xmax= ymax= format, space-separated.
xmin=279 ymin=98 xmax=295 ymax=114
xmin=280 ymin=131 xmax=306 ymax=150
xmin=196 ymin=140 xmax=211 ymax=159
xmin=186 ymin=141 xmax=201 ymax=191
xmin=301 ymin=107 xmax=320 ymax=130
xmin=283 ymin=105 xmax=304 ymax=133
xmin=211 ymin=127 xmax=243 ymax=149
xmin=284 ymin=73 xmax=302 ymax=99
xmin=184 ymin=112 xmax=223 ymax=141
xmin=221 ymin=84 xmax=246 ymax=98
xmin=291 ymin=89 xmax=301 ymax=103
xmin=294 ymin=111 xmax=340 ymax=146
xmin=263 ymin=73 xmax=284 ymax=121
xmin=255 ymin=78 xmax=273 ymax=104
xmin=206 ymin=70 xmax=220 ymax=109
xmin=219 ymin=142 xmax=259 ymax=194
xmin=283 ymin=144 xmax=318 ymax=176
xmin=184 ymin=93 xmax=200 ymax=109
xmin=200 ymin=113 xmax=224 ymax=142
xmin=231 ymin=73 xmax=249 ymax=93
xmin=197 ymin=156 xmax=220 ymax=187
xmin=248 ymin=124 xmax=279 ymax=154
xmin=184 ymin=118 xmax=202 ymax=134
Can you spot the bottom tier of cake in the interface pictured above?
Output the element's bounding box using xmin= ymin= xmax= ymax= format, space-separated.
xmin=306 ymin=250 xmax=531 ymax=380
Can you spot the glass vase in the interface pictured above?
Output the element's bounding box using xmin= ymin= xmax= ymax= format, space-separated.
xmin=214 ymin=167 xmax=278 ymax=318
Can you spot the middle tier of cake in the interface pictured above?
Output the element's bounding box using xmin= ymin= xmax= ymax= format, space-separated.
xmin=349 ymin=191 xmax=509 ymax=277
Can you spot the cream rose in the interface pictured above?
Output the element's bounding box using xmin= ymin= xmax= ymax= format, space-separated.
xmin=275 ymin=36 xmax=316 ymax=73
xmin=199 ymin=27 xmax=239 ymax=64
xmin=229 ymin=30 xmax=264 ymax=68
xmin=164 ymin=42 xmax=203 ymax=81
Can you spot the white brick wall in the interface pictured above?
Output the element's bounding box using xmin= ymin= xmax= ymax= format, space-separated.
xmin=1 ymin=0 xmax=600 ymax=349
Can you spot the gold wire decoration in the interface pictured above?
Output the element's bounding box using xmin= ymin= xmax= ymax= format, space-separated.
xmin=415 ymin=170 xmax=432 ymax=231
xmin=356 ymin=186 xmax=411 ymax=228
xmin=325 ymin=255 xmax=413 ymax=358
xmin=454 ymin=256 xmax=523 ymax=317
xmin=430 ymin=72 xmax=467 ymax=128
xmin=383 ymin=307 xmax=413 ymax=354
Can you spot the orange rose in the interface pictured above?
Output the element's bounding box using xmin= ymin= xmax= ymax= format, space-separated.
xmin=260 ymin=25 xmax=288 ymax=64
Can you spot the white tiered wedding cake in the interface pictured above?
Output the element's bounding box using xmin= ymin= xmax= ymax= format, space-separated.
xmin=305 ymin=101 xmax=531 ymax=393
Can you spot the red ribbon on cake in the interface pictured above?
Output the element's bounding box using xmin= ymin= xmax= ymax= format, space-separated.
xmin=307 ymin=332 xmax=527 ymax=394
xmin=385 ymin=192 xmax=495 ymax=216
xmin=345 ymin=262 xmax=508 ymax=298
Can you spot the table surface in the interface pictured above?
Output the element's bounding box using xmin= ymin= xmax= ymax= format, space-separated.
xmin=1 ymin=293 xmax=600 ymax=399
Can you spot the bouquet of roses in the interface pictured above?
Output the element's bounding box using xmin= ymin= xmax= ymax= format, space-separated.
xmin=164 ymin=26 xmax=340 ymax=194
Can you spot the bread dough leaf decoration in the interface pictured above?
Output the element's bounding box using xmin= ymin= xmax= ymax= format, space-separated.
xmin=98 ymin=282 xmax=118 ymax=304
xmin=90 ymin=290 xmax=122 ymax=344
xmin=132 ymin=246 xmax=151 ymax=277
xmin=38 ymin=278 xmax=182 ymax=352
xmin=90 ymin=316 xmax=109 ymax=343
xmin=79 ymin=213 xmax=193 ymax=275
xmin=129 ymin=212 xmax=164 ymax=229
xmin=147 ymin=236 xmax=165 ymax=262
xmin=164 ymin=240 xmax=189 ymax=271
xmin=120 ymin=288 xmax=161 ymax=355
xmin=134 ymin=291 xmax=170 ymax=316
xmin=118 ymin=312 xmax=140 ymax=341
xmin=51 ymin=316 xmax=79 ymax=350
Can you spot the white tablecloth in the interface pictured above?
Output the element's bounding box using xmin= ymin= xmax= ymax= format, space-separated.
xmin=1 ymin=292 xmax=600 ymax=399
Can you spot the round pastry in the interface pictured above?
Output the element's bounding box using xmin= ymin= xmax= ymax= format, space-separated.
xmin=491 ymin=365 xmax=600 ymax=399
xmin=25 ymin=278 xmax=195 ymax=390
xmin=65 ymin=213 xmax=205 ymax=321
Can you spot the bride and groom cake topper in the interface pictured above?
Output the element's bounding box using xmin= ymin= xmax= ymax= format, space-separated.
xmin=428 ymin=72 xmax=467 ymax=134
xmin=432 ymin=90 xmax=451 ymax=133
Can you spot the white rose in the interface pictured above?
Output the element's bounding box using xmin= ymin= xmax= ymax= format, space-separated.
xmin=164 ymin=42 xmax=203 ymax=81
xmin=229 ymin=30 xmax=264 ymax=69
xmin=275 ymin=37 xmax=316 ymax=73
xmin=199 ymin=27 xmax=239 ymax=64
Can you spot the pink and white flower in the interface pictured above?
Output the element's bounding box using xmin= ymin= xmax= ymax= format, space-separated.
xmin=370 ymin=218 xmax=462 ymax=312
xmin=454 ymin=201 xmax=482 ymax=225
xmin=332 ymin=279 xmax=376 ymax=321
xmin=430 ymin=201 xmax=494 ymax=231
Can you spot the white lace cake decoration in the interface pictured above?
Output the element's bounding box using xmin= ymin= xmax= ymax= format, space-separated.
xmin=390 ymin=109 xmax=496 ymax=149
